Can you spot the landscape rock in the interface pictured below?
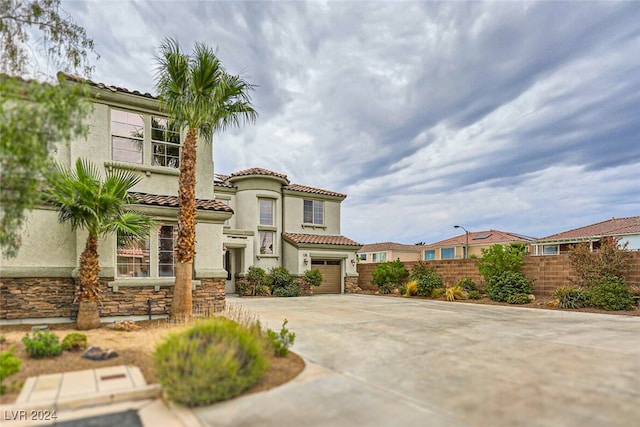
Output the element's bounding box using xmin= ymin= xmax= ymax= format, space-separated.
xmin=82 ymin=346 xmax=119 ymax=361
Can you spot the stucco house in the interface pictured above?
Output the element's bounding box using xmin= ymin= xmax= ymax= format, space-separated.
xmin=533 ymin=216 xmax=640 ymax=255
xmin=215 ymin=169 xmax=361 ymax=294
xmin=357 ymin=242 xmax=425 ymax=263
xmin=1 ymin=74 xmax=359 ymax=322
xmin=423 ymin=230 xmax=536 ymax=260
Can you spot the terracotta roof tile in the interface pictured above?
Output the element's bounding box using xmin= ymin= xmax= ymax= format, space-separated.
xmin=229 ymin=168 xmax=289 ymax=182
xmin=282 ymin=232 xmax=361 ymax=247
xmin=425 ymin=230 xmax=535 ymax=249
xmin=359 ymin=242 xmax=425 ymax=253
xmin=285 ymin=184 xmax=346 ymax=199
xmin=537 ymin=216 xmax=640 ymax=242
xmin=59 ymin=72 xmax=156 ymax=99
xmin=129 ymin=192 xmax=232 ymax=212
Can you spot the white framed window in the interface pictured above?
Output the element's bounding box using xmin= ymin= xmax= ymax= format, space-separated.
xmin=111 ymin=109 xmax=144 ymax=164
xmin=259 ymin=199 xmax=274 ymax=225
xmin=359 ymin=253 xmax=367 ymax=261
xmin=303 ymin=200 xmax=324 ymax=224
xmin=259 ymin=231 xmax=274 ymax=255
xmin=151 ymin=116 xmax=181 ymax=168
xmin=441 ymin=247 xmax=455 ymax=259
xmin=543 ymin=245 xmax=559 ymax=255
xmin=425 ymin=250 xmax=435 ymax=260
xmin=116 ymin=225 xmax=177 ymax=278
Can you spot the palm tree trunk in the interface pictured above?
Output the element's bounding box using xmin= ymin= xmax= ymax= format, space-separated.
xmin=171 ymin=127 xmax=198 ymax=322
xmin=77 ymin=233 xmax=101 ymax=330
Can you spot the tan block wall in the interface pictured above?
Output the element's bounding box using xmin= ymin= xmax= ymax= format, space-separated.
xmin=357 ymin=253 xmax=640 ymax=296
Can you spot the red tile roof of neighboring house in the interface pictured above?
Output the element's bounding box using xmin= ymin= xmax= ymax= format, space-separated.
xmin=59 ymin=72 xmax=156 ymax=99
xmin=425 ymin=230 xmax=535 ymax=249
xmin=128 ymin=192 xmax=233 ymax=212
xmin=282 ymin=232 xmax=361 ymax=247
xmin=537 ymin=216 xmax=640 ymax=242
xmin=284 ymin=184 xmax=346 ymax=199
xmin=359 ymin=242 xmax=426 ymax=253
xmin=229 ymin=168 xmax=290 ymax=182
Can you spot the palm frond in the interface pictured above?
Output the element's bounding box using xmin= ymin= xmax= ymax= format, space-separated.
xmin=104 ymin=211 xmax=156 ymax=240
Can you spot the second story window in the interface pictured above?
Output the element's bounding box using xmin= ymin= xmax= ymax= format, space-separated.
xmin=303 ymin=200 xmax=323 ymax=225
xmin=152 ymin=117 xmax=181 ymax=168
xmin=259 ymin=199 xmax=274 ymax=225
xmin=111 ymin=109 xmax=144 ymax=164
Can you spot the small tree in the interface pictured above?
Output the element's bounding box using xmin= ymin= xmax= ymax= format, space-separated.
xmin=568 ymin=237 xmax=633 ymax=287
xmin=371 ymin=259 xmax=408 ymax=294
xmin=477 ymin=243 xmax=527 ymax=283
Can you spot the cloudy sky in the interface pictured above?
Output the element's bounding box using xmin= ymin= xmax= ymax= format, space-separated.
xmin=55 ymin=0 xmax=640 ymax=245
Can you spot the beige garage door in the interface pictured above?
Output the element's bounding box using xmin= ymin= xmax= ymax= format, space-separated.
xmin=311 ymin=260 xmax=342 ymax=294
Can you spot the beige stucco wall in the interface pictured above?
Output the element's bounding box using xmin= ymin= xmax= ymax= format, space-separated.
xmin=283 ymin=194 xmax=341 ymax=235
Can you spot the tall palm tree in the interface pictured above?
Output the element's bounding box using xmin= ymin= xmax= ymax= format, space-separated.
xmin=44 ymin=158 xmax=154 ymax=329
xmin=154 ymin=38 xmax=257 ymax=322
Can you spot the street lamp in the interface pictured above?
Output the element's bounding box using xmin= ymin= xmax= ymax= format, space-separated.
xmin=454 ymin=225 xmax=469 ymax=259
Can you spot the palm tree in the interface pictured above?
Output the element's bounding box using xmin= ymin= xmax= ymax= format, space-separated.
xmin=44 ymin=158 xmax=155 ymax=329
xmin=154 ymin=38 xmax=257 ymax=322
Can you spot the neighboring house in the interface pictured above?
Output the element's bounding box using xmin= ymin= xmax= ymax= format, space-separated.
xmin=358 ymin=242 xmax=425 ymax=263
xmin=214 ymin=169 xmax=361 ymax=294
xmin=533 ymin=216 xmax=640 ymax=255
xmin=423 ymin=230 xmax=536 ymax=260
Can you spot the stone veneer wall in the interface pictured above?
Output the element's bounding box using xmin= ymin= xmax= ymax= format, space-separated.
xmin=0 ymin=277 xmax=225 ymax=320
xmin=344 ymin=276 xmax=360 ymax=293
xmin=356 ymin=252 xmax=640 ymax=296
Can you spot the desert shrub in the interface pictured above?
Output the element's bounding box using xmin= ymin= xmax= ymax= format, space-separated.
xmin=404 ymin=280 xmax=418 ymax=297
xmin=431 ymin=287 xmax=445 ymax=298
xmin=0 ymin=346 xmax=21 ymax=394
xmin=266 ymin=319 xmax=296 ymax=357
xmin=22 ymin=330 xmax=62 ymax=358
xmin=554 ymin=286 xmax=588 ymax=309
xmin=61 ymin=333 xmax=88 ymax=351
xmin=568 ymin=237 xmax=633 ymax=287
xmin=445 ymin=286 xmax=467 ymax=301
xmin=398 ymin=284 xmax=407 ymax=295
xmin=467 ymin=290 xmax=482 ymax=300
xmin=272 ymin=281 xmax=300 ymax=297
xmin=304 ymin=269 xmax=323 ymax=287
xmin=267 ymin=267 xmax=292 ymax=292
xmin=154 ymin=318 xmax=269 ymax=406
xmin=456 ymin=277 xmax=477 ymax=292
xmin=506 ymin=293 xmax=531 ymax=304
xmin=484 ymin=271 xmax=533 ymax=302
xmin=371 ymin=259 xmax=408 ymax=292
xmin=585 ymin=276 xmax=635 ymax=311
xmin=409 ymin=263 xmax=444 ymax=297
xmin=477 ymin=243 xmax=527 ymax=283
xmin=236 ymin=266 xmax=268 ymax=296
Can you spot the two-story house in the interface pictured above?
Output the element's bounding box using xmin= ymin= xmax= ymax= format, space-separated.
xmin=214 ymin=169 xmax=362 ymax=294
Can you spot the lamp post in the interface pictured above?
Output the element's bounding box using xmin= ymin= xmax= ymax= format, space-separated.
xmin=454 ymin=225 xmax=469 ymax=259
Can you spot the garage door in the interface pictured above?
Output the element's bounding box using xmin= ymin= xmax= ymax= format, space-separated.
xmin=311 ymin=260 xmax=341 ymax=294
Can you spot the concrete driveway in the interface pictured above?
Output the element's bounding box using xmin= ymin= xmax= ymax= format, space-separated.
xmin=194 ymin=295 xmax=640 ymax=427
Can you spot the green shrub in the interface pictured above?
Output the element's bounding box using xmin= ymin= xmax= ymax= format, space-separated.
xmin=272 ymin=281 xmax=300 ymax=297
xmin=506 ymin=293 xmax=531 ymax=304
xmin=22 ymin=330 xmax=62 ymax=358
xmin=467 ymin=290 xmax=482 ymax=300
xmin=61 ymin=332 xmax=87 ymax=351
xmin=484 ymin=271 xmax=533 ymax=302
xmin=304 ymin=269 xmax=323 ymax=287
xmin=445 ymin=286 xmax=467 ymax=301
xmin=397 ymin=284 xmax=407 ymax=296
xmin=477 ymin=243 xmax=527 ymax=283
xmin=585 ymin=276 xmax=635 ymax=311
xmin=154 ymin=318 xmax=269 ymax=406
xmin=554 ymin=286 xmax=588 ymax=309
xmin=431 ymin=287 xmax=445 ymax=298
xmin=267 ymin=267 xmax=292 ymax=292
xmin=456 ymin=277 xmax=477 ymax=292
xmin=0 ymin=346 xmax=22 ymax=394
xmin=266 ymin=319 xmax=296 ymax=357
xmin=371 ymin=259 xmax=408 ymax=291
xmin=410 ymin=261 xmax=444 ymax=297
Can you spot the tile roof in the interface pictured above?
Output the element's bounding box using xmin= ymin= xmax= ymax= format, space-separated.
xmin=229 ymin=168 xmax=289 ymax=182
xmin=537 ymin=216 xmax=640 ymax=242
xmin=359 ymin=242 xmax=425 ymax=253
xmin=282 ymin=232 xmax=361 ymax=247
xmin=59 ymin=72 xmax=156 ymax=99
xmin=425 ymin=230 xmax=535 ymax=249
xmin=285 ymin=184 xmax=346 ymax=199
xmin=128 ymin=192 xmax=233 ymax=212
